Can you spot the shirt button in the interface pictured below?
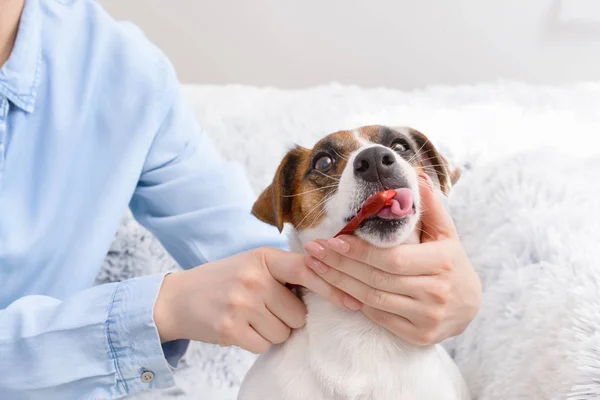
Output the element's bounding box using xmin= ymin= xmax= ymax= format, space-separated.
xmin=140 ymin=371 xmax=155 ymax=383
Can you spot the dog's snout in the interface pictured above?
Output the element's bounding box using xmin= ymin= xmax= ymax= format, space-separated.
xmin=353 ymin=147 xmax=397 ymax=183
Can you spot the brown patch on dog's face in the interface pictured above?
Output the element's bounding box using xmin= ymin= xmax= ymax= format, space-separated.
xmin=289 ymin=131 xmax=363 ymax=230
xmin=401 ymin=127 xmax=457 ymax=194
xmin=251 ymin=146 xmax=307 ymax=232
xmin=252 ymin=126 xmax=458 ymax=232
xmin=252 ymin=130 xmax=362 ymax=231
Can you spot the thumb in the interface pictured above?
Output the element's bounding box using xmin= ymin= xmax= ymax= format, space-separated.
xmin=418 ymin=173 xmax=458 ymax=242
xmin=262 ymin=247 xmax=350 ymax=308
xmin=262 ymin=248 xmax=307 ymax=285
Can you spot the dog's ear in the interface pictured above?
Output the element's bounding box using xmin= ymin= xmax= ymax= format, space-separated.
xmin=407 ymin=128 xmax=461 ymax=194
xmin=441 ymin=154 xmax=462 ymax=186
xmin=252 ymin=146 xmax=305 ymax=232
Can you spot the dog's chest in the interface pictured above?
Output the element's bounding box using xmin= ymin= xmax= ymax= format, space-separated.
xmin=302 ymin=293 xmax=443 ymax=399
xmin=274 ymin=233 xmax=462 ymax=399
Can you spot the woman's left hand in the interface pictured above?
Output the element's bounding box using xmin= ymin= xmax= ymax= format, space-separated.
xmin=303 ymin=175 xmax=482 ymax=346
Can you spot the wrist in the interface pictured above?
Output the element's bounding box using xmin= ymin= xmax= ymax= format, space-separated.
xmin=154 ymin=272 xmax=183 ymax=343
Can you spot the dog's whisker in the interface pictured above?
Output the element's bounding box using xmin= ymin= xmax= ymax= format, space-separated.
xmin=416 ymin=174 xmax=448 ymax=184
xmin=315 ymin=170 xmax=340 ymax=181
xmin=308 ymin=206 xmax=330 ymax=229
xmin=283 ymin=185 xmax=338 ymax=198
xmin=415 ymin=154 xmax=442 ymax=163
xmin=420 ymin=167 xmax=450 ymax=179
xmin=418 ymin=203 xmax=431 ymax=214
xmin=296 ymin=194 xmax=334 ymax=228
xmin=414 ymin=226 xmax=435 ymax=241
xmin=408 ymin=140 xmax=430 ymax=164
xmin=408 ymin=143 xmax=427 ymax=164
xmin=419 ymin=219 xmax=442 ymax=238
xmin=331 ymin=148 xmax=349 ymax=161
xmin=309 ymin=207 xmax=327 ymax=227
xmin=420 ymin=163 xmax=451 ymax=169
xmin=416 ymin=176 xmax=443 ymax=187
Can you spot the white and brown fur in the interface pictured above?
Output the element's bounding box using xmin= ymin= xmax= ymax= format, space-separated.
xmin=238 ymin=126 xmax=468 ymax=400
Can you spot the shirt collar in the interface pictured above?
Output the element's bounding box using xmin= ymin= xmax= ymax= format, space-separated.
xmin=0 ymin=0 xmax=42 ymax=113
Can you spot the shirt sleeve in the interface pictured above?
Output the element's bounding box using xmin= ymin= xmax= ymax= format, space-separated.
xmin=0 ymin=273 xmax=182 ymax=399
xmin=128 ymin=82 xmax=288 ymax=270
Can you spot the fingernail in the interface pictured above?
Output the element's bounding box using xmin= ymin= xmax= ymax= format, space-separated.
xmin=304 ymin=242 xmax=326 ymax=259
xmin=306 ymin=257 xmax=328 ymax=274
xmin=327 ymin=238 xmax=350 ymax=254
xmin=343 ymin=296 xmax=362 ymax=310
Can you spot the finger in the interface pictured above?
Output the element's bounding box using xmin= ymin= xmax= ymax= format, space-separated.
xmin=249 ymin=306 xmax=292 ymax=345
xmin=235 ymin=326 xmax=272 ymax=354
xmin=304 ymin=239 xmax=346 ymax=274
xmin=264 ymin=281 xmax=307 ymax=329
xmin=418 ymin=173 xmax=458 ymax=241
xmin=307 ymin=258 xmax=451 ymax=328
xmin=309 ymin=236 xmax=451 ymax=276
xmin=262 ymin=248 xmax=352 ymax=310
xmin=311 ymin=254 xmax=437 ymax=299
xmin=361 ymin=306 xmax=428 ymax=346
xmin=305 ymin=256 xmax=420 ymax=316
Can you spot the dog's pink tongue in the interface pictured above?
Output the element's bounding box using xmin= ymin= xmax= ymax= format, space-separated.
xmin=377 ymin=188 xmax=414 ymax=219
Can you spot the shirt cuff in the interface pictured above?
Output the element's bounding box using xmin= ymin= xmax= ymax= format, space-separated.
xmin=162 ymin=339 xmax=190 ymax=368
xmin=106 ymin=273 xmax=187 ymax=396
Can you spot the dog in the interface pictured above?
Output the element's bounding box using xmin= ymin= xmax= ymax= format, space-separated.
xmin=238 ymin=125 xmax=469 ymax=400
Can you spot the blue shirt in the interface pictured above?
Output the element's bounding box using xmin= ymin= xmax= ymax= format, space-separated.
xmin=0 ymin=0 xmax=286 ymax=398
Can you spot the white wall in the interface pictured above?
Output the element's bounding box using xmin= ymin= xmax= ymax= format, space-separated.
xmin=98 ymin=0 xmax=600 ymax=90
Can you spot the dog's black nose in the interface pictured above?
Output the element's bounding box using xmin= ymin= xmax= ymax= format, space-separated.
xmin=353 ymin=146 xmax=397 ymax=183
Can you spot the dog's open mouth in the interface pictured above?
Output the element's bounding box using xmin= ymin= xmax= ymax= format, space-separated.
xmin=375 ymin=188 xmax=415 ymax=220
xmin=335 ymin=188 xmax=417 ymax=237
xmin=345 ymin=188 xmax=416 ymax=223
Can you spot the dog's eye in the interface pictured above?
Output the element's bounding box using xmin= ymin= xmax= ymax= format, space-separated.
xmin=391 ymin=140 xmax=410 ymax=153
xmin=313 ymin=155 xmax=333 ymax=172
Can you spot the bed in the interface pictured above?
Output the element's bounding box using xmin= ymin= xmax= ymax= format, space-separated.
xmin=100 ymin=82 xmax=600 ymax=400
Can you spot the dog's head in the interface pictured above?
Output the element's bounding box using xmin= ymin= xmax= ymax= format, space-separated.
xmin=252 ymin=126 xmax=459 ymax=248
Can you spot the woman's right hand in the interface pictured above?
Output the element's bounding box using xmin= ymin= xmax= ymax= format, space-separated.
xmin=153 ymin=247 xmax=353 ymax=353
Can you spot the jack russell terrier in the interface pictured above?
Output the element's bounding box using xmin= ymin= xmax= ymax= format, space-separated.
xmin=238 ymin=125 xmax=470 ymax=400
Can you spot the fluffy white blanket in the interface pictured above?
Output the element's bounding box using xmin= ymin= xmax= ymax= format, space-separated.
xmin=446 ymin=152 xmax=600 ymax=400
xmin=98 ymin=82 xmax=600 ymax=399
